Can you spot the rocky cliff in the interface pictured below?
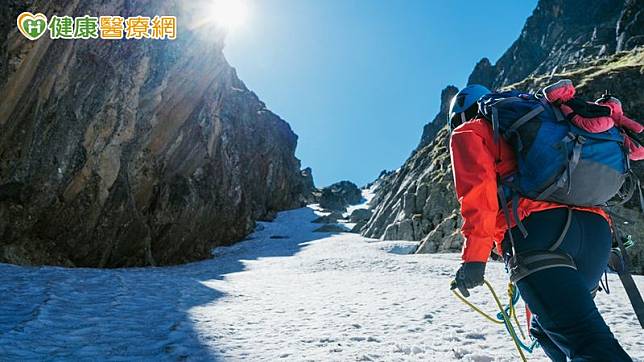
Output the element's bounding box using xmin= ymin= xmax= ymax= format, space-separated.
xmin=362 ymin=0 xmax=644 ymax=272
xmin=0 ymin=0 xmax=309 ymax=267
xmin=468 ymin=0 xmax=641 ymax=89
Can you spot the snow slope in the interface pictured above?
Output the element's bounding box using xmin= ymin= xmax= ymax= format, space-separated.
xmin=1 ymin=206 xmax=642 ymax=361
xmin=344 ymin=186 xmax=377 ymax=218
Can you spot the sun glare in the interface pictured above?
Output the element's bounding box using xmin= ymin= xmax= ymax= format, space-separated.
xmin=208 ymin=0 xmax=249 ymax=32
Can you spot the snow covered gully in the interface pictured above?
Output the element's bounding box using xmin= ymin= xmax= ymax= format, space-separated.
xmin=1 ymin=205 xmax=642 ymax=361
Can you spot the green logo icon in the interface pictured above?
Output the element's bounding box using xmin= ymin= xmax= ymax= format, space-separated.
xmin=17 ymin=12 xmax=48 ymax=40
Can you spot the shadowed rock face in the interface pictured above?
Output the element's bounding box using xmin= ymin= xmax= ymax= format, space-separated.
xmin=0 ymin=0 xmax=309 ymax=267
xmin=363 ymin=0 xmax=644 ymax=272
xmin=616 ymin=0 xmax=644 ymax=52
xmin=298 ymin=167 xmax=317 ymax=205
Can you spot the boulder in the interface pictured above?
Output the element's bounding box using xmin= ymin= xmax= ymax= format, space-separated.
xmin=318 ymin=180 xmax=362 ymax=211
xmin=313 ymin=212 xmax=344 ymax=224
xmin=349 ymin=208 xmax=372 ymax=223
xmin=396 ymin=220 xmax=415 ymax=241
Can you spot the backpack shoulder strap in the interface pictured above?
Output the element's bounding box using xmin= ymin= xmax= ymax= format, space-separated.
xmin=503 ymin=105 xmax=544 ymax=141
xmin=539 ymin=95 xmax=565 ymax=121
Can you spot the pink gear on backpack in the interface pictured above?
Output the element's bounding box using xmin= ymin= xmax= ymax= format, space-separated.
xmin=545 ymin=79 xmax=616 ymax=133
xmin=596 ymin=96 xmax=644 ymax=161
xmin=596 ymin=97 xmax=644 ymax=133
xmin=624 ymin=137 xmax=644 ymax=161
xmin=543 ymin=79 xmax=644 ymax=161
xmin=543 ymin=79 xmax=576 ymax=103
xmin=544 ymin=79 xmax=615 ymax=132
xmin=559 ymin=104 xmax=614 ymax=133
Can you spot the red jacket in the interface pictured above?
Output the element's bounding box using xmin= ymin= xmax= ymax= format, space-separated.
xmin=449 ymin=118 xmax=611 ymax=263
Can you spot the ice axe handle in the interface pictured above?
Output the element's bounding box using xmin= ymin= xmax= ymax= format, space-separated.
xmin=617 ymin=271 xmax=644 ymax=329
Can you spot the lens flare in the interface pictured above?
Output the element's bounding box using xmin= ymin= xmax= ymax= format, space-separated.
xmin=208 ymin=0 xmax=249 ymax=32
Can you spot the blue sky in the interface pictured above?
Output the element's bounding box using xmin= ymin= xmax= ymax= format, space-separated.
xmin=224 ymin=0 xmax=537 ymax=187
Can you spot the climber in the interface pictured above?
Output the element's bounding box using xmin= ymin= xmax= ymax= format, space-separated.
xmin=447 ymin=84 xmax=633 ymax=361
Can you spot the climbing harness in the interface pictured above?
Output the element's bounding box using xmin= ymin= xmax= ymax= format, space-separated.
xmin=450 ymin=280 xmax=538 ymax=362
xmin=499 ymin=203 xmax=578 ymax=284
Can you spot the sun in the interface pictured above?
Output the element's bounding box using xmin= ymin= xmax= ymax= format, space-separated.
xmin=208 ymin=0 xmax=249 ymax=32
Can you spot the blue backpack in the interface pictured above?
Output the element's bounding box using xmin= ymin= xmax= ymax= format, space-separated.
xmin=477 ymin=90 xmax=632 ymax=212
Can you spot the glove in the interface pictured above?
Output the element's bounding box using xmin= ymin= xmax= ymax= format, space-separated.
xmin=560 ymin=104 xmax=614 ymax=133
xmin=450 ymin=262 xmax=486 ymax=297
xmin=564 ymin=97 xmax=612 ymax=118
xmin=596 ymin=96 xmax=644 ymax=134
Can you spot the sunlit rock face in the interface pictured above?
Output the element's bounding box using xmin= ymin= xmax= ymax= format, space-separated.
xmin=0 ymin=0 xmax=308 ymax=267
xmin=363 ymin=0 xmax=644 ymax=272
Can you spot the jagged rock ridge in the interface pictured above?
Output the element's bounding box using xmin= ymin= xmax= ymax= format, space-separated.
xmin=468 ymin=0 xmax=643 ymax=89
xmin=416 ymin=86 xmax=458 ymax=151
xmin=0 ymin=0 xmax=310 ymax=267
